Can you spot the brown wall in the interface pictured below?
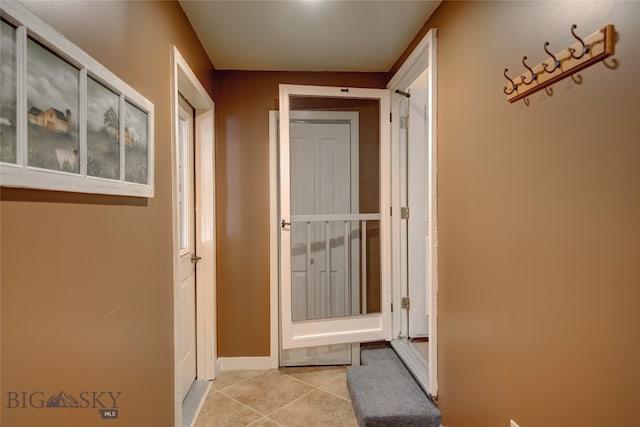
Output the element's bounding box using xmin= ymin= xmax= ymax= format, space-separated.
xmin=214 ymin=71 xmax=387 ymax=356
xmin=394 ymin=1 xmax=640 ymax=426
xmin=0 ymin=2 xmax=214 ymax=426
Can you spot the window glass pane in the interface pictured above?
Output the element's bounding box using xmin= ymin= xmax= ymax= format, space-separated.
xmin=124 ymin=101 xmax=147 ymax=184
xmin=27 ymin=37 xmax=79 ymax=173
xmin=87 ymin=77 xmax=120 ymax=179
xmin=0 ymin=20 xmax=17 ymax=163
xmin=178 ymin=116 xmax=188 ymax=250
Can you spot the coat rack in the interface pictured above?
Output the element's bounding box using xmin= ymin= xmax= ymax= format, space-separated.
xmin=504 ymin=24 xmax=615 ymax=103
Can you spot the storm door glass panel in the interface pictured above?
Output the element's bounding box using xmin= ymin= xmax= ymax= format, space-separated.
xmin=280 ymin=85 xmax=390 ymax=350
xmin=0 ymin=20 xmax=17 ymax=164
xmin=289 ymin=95 xmax=382 ymax=322
xmin=124 ymin=100 xmax=148 ymax=184
xmin=87 ymin=77 xmax=120 ymax=180
xmin=27 ymin=37 xmax=79 ymax=173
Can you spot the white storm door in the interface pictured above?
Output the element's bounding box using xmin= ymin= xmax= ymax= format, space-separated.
xmin=176 ymin=97 xmax=197 ymax=398
xmin=279 ymin=84 xmax=391 ymax=350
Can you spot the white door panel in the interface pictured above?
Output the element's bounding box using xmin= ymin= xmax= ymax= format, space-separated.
xmin=290 ymin=123 xmax=315 ymax=321
xmin=408 ymin=87 xmax=429 ymax=338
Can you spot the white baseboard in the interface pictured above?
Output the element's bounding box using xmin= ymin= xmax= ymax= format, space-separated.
xmin=216 ymin=357 xmax=272 ymax=371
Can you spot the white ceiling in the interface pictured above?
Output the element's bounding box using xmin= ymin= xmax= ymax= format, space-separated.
xmin=179 ymin=0 xmax=441 ymax=72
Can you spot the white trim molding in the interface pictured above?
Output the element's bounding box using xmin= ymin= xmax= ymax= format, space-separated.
xmin=269 ymin=111 xmax=280 ymax=369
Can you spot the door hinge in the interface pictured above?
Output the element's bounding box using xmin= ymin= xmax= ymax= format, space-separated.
xmin=401 ymin=296 xmax=410 ymax=309
xmin=390 ymin=112 xmax=393 ymax=122
xmin=400 ymin=115 xmax=409 ymax=129
xmin=401 ymin=207 xmax=410 ymax=220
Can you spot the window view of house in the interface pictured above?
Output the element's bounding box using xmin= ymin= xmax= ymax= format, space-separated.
xmin=0 ymin=19 xmax=17 ymax=163
xmin=26 ymin=37 xmax=79 ymax=173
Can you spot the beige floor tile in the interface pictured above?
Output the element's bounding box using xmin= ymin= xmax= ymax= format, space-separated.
xmin=222 ymin=370 xmax=315 ymax=415
xmin=269 ymin=389 xmax=357 ymax=427
xmin=279 ymin=366 xmax=345 ymax=388
xmin=194 ymin=391 xmax=262 ymax=427
xmin=212 ymin=369 xmax=265 ymax=390
xmin=319 ymin=374 xmax=351 ymax=401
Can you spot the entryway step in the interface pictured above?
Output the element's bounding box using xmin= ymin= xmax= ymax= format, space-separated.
xmin=347 ymin=346 xmax=441 ymax=427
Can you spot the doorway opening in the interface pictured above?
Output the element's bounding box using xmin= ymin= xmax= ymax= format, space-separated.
xmin=266 ymin=33 xmax=438 ymax=392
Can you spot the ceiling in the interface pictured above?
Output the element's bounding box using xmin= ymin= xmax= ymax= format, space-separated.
xmin=178 ymin=0 xmax=441 ymax=72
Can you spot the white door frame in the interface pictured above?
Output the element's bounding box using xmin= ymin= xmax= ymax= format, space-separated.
xmin=269 ymin=111 xmax=281 ymax=368
xmin=171 ymin=46 xmax=216 ymax=427
xmin=388 ymin=29 xmax=438 ymax=396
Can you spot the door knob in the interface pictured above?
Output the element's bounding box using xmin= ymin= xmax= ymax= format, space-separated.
xmin=191 ymin=254 xmax=202 ymax=263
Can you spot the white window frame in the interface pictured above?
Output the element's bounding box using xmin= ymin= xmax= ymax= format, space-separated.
xmin=0 ymin=1 xmax=154 ymax=197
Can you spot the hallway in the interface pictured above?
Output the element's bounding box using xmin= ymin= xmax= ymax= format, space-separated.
xmin=194 ymin=366 xmax=356 ymax=427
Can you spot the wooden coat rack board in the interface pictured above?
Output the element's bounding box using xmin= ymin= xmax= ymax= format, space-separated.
xmin=504 ymin=24 xmax=615 ymax=103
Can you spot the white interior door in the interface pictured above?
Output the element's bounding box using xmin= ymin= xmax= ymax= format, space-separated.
xmin=177 ymin=97 xmax=197 ymax=399
xmin=290 ymin=120 xmax=353 ymax=320
xmin=279 ymin=84 xmax=391 ymax=350
xmin=282 ymin=114 xmax=358 ymax=366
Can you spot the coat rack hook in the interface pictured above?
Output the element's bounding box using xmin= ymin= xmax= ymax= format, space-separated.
xmin=504 ymin=23 xmax=615 ymax=103
xmin=542 ymin=42 xmax=561 ymax=73
xmin=568 ymin=24 xmax=589 ymax=59
xmin=521 ymin=56 xmax=537 ymax=85
xmin=570 ymin=73 xmax=582 ymax=84
xmin=503 ymin=68 xmax=518 ymax=95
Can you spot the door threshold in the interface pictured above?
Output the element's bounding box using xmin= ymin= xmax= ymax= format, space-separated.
xmin=182 ymin=379 xmax=210 ymax=427
xmin=390 ymin=338 xmax=429 ymax=395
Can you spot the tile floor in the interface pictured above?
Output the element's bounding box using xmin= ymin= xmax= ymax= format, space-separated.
xmin=194 ymin=366 xmax=358 ymax=427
